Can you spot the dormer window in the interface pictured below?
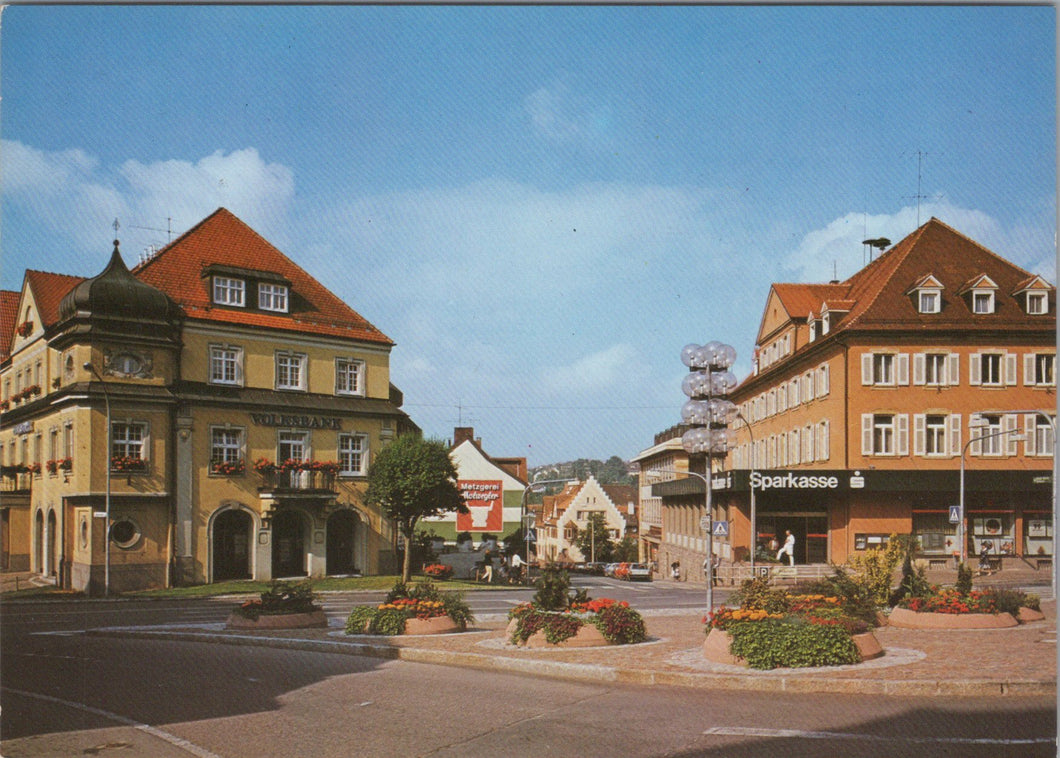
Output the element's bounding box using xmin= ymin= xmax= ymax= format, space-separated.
xmin=918 ymin=290 xmax=940 ymax=314
xmin=213 ymin=276 xmax=245 ymax=307
xmin=1026 ymin=291 xmax=1048 ymax=315
xmin=807 ymin=314 xmax=817 ymax=343
xmin=972 ymin=290 xmax=994 ymax=314
xmin=821 ymin=312 xmax=831 ymax=335
xmin=259 ymin=283 xmax=289 ymax=313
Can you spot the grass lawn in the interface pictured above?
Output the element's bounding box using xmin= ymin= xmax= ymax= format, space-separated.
xmin=2 ymin=574 xmax=517 ymax=600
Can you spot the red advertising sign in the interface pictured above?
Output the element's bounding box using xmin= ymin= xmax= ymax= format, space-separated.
xmin=456 ymin=480 xmax=503 ymax=532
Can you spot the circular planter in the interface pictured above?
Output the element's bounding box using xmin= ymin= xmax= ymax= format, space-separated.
xmin=1018 ymin=607 xmax=1046 ymax=623
xmin=887 ymin=607 xmax=1018 ymax=629
xmin=506 ymin=617 xmax=613 ymax=648
xmin=226 ymin=609 xmax=328 ymax=630
xmin=403 ymin=615 xmax=464 ymax=635
xmin=703 ymin=628 xmax=884 ymax=666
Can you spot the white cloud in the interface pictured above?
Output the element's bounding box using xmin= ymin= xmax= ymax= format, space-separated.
xmin=540 ymin=343 xmax=641 ymax=395
xmin=784 ymin=201 xmax=1057 ymax=284
xmin=3 ymin=141 xmax=295 ymax=257
xmin=523 ymin=81 xmax=613 ymax=146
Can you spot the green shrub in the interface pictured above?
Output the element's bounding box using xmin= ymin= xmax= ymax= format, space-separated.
xmin=533 ymin=564 xmax=571 ymax=611
xmin=345 ymin=579 xmax=474 ymax=636
xmin=235 ymin=579 xmax=319 ymax=620
xmin=730 ymin=577 xmax=790 ymax=614
xmin=727 ymin=618 xmax=861 ymax=670
xmin=344 ymin=606 xmax=376 ymax=634
xmin=590 ymin=603 xmax=647 ymax=644
xmin=846 ymin=535 xmax=903 ymax=608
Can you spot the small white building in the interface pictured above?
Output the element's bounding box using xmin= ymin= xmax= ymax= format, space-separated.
xmin=535 ymin=476 xmax=637 ymax=563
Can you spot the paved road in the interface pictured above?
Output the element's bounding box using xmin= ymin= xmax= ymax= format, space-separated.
xmin=1 ymin=581 xmax=1054 ymax=757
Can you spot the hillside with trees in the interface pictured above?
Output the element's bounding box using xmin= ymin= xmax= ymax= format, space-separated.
xmin=528 ymin=456 xmax=634 ymax=487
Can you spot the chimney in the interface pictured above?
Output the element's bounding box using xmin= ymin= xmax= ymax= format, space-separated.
xmin=453 ymin=427 xmax=475 ymax=446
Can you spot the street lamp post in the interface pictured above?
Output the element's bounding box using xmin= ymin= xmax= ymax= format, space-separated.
xmin=679 ymin=341 xmax=738 ymax=613
xmin=84 ymin=362 xmax=111 ymax=598
xmin=959 ymin=426 xmax=1025 ymax=566
xmin=734 ymin=412 xmax=756 ymax=573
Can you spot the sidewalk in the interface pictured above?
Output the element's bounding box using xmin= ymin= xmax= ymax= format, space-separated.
xmin=95 ymin=596 xmax=1057 ymax=698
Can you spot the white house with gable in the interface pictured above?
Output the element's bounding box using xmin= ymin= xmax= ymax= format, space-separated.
xmin=537 ymin=476 xmax=637 ymax=563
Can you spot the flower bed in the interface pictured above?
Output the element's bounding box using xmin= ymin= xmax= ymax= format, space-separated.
xmin=226 ymin=579 xmax=324 ymax=630
xmin=345 ymin=581 xmax=473 ymax=636
xmin=704 ymin=589 xmax=879 ymax=670
xmin=422 ymin=564 xmax=454 ymax=581
xmin=507 ymin=598 xmax=647 ymax=647
xmin=890 ymin=586 xmax=1038 ymax=629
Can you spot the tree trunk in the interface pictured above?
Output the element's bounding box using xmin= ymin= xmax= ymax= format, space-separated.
xmin=401 ymin=524 xmax=414 ymax=584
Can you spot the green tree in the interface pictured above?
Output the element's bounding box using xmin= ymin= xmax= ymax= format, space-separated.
xmin=573 ymin=512 xmax=615 ymax=563
xmin=365 ymin=435 xmax=466 ymax=584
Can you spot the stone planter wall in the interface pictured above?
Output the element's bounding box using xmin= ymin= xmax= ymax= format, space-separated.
xmin=403 ymin=615 xmax=464 ymax=635
xmin=1018 ymin=607 xmax=1046 ymax=623
xmin=888 ymin=607 xmax=1018 ymax=629
xmin=226 ymin=609 xmax=328 ymax=630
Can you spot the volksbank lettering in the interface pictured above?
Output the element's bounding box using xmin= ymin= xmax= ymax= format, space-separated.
xmin=250 ymin=413 xmax=341 ymax=430
xmin=750 ymin=472 xmax=840 ymax=490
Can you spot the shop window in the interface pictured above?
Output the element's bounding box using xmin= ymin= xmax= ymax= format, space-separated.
xmin=971 ymin=515 xmax=1014 ymax=556
xmin=912 ymin=513 xmax=957 ymax=556
xmin=1025 ymin=516 xmax=1053 ymax=557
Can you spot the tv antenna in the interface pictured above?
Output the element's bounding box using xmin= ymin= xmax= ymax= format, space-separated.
xmin=129 ymin=217 xmax=175 ymax=243
xmin=901 ymin=150 xmax=944 ymax=227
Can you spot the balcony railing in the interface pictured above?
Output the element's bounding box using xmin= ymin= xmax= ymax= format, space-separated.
xmin=257 ymin=468 xmax=337 ymax=493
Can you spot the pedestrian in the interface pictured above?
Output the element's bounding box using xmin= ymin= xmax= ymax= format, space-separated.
xmin=670 ymin=561 xmax=681 ymax=581
xmin=978 ymin=541 xmax=993 ymax=575
xmin=703 ymin=554 xmax=721 ymax=586
xmin=481 ymin=548 xmax=493 ymax=583
xmin=776 ymin=530 xmax=796 ymax=566
xmin=510 ymin=552 xmax=524 ymax=583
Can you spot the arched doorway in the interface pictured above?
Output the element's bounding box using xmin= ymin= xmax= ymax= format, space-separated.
xmin=271 ymin=509 xmax=307 ymax=578
xmin=213 ymin=509 xmax=252 ymax=581
xmin=326 ymin=509 xmax=359 ymax=575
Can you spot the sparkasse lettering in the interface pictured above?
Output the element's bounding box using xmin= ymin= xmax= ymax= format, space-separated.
xmin=750 ymin=472 xmax=839 ymax=490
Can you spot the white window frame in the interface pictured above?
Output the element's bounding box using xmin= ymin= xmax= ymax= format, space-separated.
xmin=209 ymin=344 xmax=244 ymax=386
xmin=336 ymin=358 xmax=365 ymax=396
xmin=1024 ymin=353 xmax=1056 ymax=387
xmin=258 ymin=283 xmax=289 ymax=313
xmin=210 ymin=427 xmax=245 ymax=471
xmin=918 ymin=289 xmax=941 ymax=314
xmin=862 ymin=413 xmax=909 ymax=456
xmin=972 ymin=290 xmax=995 ymax=314
xmin=1026 ymin=291 xmax=1048 ymax=315
xmin=275 ymin=352 xmax=308 ymax=391
xmin=212 ymin=276 xmax=245 ymax=307
xmin=111 ymin=421 xmax=148 ymax=465
xmin=339 ymin=433 xmax=369 ymax=476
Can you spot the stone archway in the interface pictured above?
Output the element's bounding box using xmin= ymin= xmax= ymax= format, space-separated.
xmin=212 ymin=508 xmax=253 ymax=581
xmin=271 ymin=509 xmax=307 ymax=578
xmin=326 ymin=509 xmax=360 ymax=576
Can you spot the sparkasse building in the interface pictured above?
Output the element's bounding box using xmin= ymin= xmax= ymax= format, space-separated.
xmin=651 ymin=218 xmax=1055 ymax=573
xmin=0 ymin=208 xmax=419 ymax=593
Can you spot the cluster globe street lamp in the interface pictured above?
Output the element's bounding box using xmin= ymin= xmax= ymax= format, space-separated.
xmin=679 ymin=341 xmax=738 ymax=613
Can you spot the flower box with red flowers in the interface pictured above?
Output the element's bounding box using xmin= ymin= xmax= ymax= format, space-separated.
xmin=211 ymin=459 xmax=245 ymax=476
xmin=111 ymin=456 xmax=147 ymax=473
xmin=16 ymin=321 xmax=33 ymax=337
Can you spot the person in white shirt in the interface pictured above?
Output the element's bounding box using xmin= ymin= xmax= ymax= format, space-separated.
xmin=776 ymin=530 xmax=796 ymax=566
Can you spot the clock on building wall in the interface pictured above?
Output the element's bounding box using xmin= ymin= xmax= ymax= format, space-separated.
xmin=103 ymin=350 xmax=153 ymax=379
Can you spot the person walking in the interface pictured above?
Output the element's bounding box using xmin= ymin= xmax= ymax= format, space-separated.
xmin=776 ymin=530 xmax=796 ymax=566
xmin=481 ymin=548 xmax=494 ymax=583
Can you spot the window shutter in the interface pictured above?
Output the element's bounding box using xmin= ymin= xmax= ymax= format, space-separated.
xmin=897 ymin=414 xmax=909 ymax=456
xmin=897 ymin=354 xmax=910 ymax=385
xmin=861 ymin=414 xmax=874 ymax=456
xmin=820 ymin=420 xmax=830 ymax=462
xmin=970 ymin=354 xmax=981 ymax=386
xmin=1024 ymin=353 xmax=1037 ymax=386
xmin=913 ymin=414 xmax=926 ymax=456
xmin=948 ymin=414 xmax=961 ymax=458
xmin=819 ymin=364 xmax=830 ymax=396
xmin=970 ymin=413 xmax=982 ymax=456
xmin=1005 ymin=414 xmax=1019 ymax=455
xmin=861 ymin=353 xmax=873 ymax=385
xmin=1005 ymin=354 xmax=1018 ymax=386
xmin=947 ymin=353 xmax=959 ymax=387
xmin=1025 ymin=414 xmax=1038 ymax=456
xmin=913 ymin=354 xmax=926 ymax=385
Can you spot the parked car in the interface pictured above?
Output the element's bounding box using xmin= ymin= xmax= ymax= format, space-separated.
xmin=627 ymin=563 xmax=652 ymax=582
xmin=603 ymin=563 xmax=619 ymax=577
xmin=583 ymin=562 xmax=605 ymax=575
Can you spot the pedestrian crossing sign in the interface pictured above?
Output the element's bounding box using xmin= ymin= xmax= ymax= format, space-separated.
xmin=949 ymin=505 xmax=961 ymax=524
xmin=712 ymin=520 xmax=729 ymax=537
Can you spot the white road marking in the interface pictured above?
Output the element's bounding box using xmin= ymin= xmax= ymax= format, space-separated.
xmin=703 ymin=726 xmax=1055 ymax=746
xmin=5 ymin=687 xmax=222 ymax=758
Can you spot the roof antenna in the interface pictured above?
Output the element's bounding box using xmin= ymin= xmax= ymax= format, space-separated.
xmin=902 ymin=150 xmax=944 ymax=227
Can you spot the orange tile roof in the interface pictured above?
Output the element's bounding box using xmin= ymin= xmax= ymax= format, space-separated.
xmin=133 ymin=208 xmax=392 ymax=345
xmin=24 ymin=270 xmax=87 ymax=327
xmin=0 ymin=290 xmax=20 ymax=360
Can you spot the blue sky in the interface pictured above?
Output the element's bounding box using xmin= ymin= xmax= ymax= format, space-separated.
xmin=3 ymin=6 xmax=1055 ymax=466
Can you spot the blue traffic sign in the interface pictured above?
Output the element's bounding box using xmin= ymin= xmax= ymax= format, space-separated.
xmin=712 ymin=520 xmax=729 ymax=537
xmin=949 ymin=505 xmax=961 ymax=524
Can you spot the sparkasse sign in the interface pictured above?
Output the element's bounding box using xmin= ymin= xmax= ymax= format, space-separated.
xmin=750 ymin=471 xmax=840 ymax=490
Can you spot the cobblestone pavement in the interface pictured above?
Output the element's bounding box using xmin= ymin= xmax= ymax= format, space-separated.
xmin=105 ymin=597 xmax=1057 ymax=698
